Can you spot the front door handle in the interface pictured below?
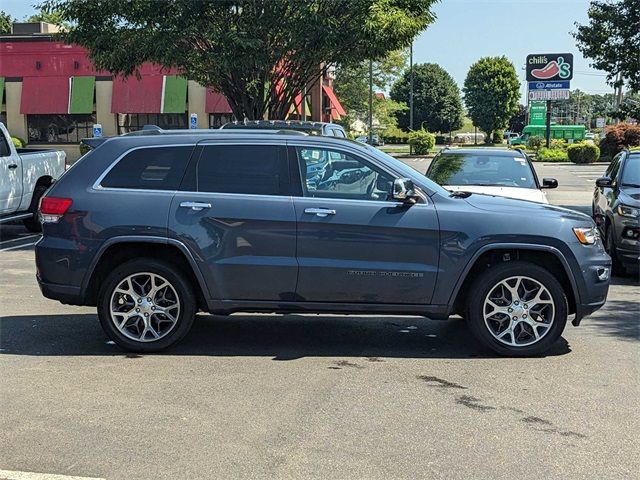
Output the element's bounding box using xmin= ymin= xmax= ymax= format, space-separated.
xmin=7 ymin=164 xmax=18 ymax=169
xmin=304 ymin=207 xmax=336 ymax=217
xmin=179 ymin=201 xmax=212 ymax=211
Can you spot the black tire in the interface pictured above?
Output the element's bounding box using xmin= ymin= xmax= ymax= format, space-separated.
xmin=22 ymin=185 xmax=47 ymax=232
xmin=97 ymin=258 xmax=196 ymax=352
xmin=465 ymin=261 xmax=568 ymax=357
xmin=605 ymin=225 xmax=626 ymax=276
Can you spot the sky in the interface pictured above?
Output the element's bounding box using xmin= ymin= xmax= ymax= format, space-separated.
xmin=3 ymin=0 xmax=613 ymax=102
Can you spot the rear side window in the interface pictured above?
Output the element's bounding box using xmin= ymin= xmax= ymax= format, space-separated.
xmin=197 ymin=145 xmax=289 ymax=195
xmin=101 ymin=146 xmax=192 ymax=190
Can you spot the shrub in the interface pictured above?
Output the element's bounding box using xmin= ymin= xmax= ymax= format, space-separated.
xmin=492 ymin=130 xmax=504 ymax=144
xmin=408 ymin=129 xmax=435 ymax=155
xmin=11 ymin=136 xmax=26 ymax=148
xmin=536 ymin=147 xmax=568 ymax=162
xmin=550 ymin=138 xmax=567 ymax=150
xmin=511 ymin=145 xmax=527 ymax=152
xmin=527 ymin=135 xmax=544 ymax=151
xmin=599 ymin=123 xmax=640 ymax=157
xmin=567 ymin=142 xmax=600 ymax=163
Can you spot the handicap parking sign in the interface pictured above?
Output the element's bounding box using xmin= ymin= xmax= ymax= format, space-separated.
xmin=92 ymin=124 xmax=102 ymax=138
xmin=190 ymin=113 xmax=198 ymax=129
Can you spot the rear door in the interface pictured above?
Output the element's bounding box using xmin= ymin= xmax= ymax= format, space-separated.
xmin=291 ymin=144 xmax=440 ymax=305
xmin=0 ymin=133 xmax=21 ymax=214
xmin=169 ymin=141 xmax=297 ymax=301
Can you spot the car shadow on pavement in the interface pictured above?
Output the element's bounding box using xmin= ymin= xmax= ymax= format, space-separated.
xmin=0 ymin=313 xmax=572 ymax=359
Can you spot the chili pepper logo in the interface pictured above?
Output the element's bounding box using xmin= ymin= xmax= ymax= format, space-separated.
xmin=531 ymin=57 xmax=571 ymax=80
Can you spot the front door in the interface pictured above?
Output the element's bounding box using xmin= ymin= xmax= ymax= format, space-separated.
xmin=169 ymin=142 xmax=298 ymax=301
xmin=291 ymin=145 xmax=440 ymax=305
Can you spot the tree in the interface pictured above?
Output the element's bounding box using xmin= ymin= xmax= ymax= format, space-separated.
xmin=573 ymin=0 xmax=640 ymax=92
xmin=463 ymin=56 xmax=520 ymax=143
xmin=334 ymin=50 xmax=408 ymax=118
xmin=26 ymin=10 xmax=67 ymax=26
xmin=42 ymin=0 xmax=438 ymax=120
xmin=508 ymin=104 xmax=527 ymax=134
xmin=0 ymin=10 xmax=12 ymax=34
xmin=390 ymin=63 xmax=463 ymax=133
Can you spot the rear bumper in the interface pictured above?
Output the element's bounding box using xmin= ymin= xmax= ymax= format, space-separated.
xmin=37 ymin=276 xmax=84 ymax=306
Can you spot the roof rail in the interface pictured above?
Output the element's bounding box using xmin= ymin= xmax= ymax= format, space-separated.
xmin=122 ymin=126 xmax=308 ymax=136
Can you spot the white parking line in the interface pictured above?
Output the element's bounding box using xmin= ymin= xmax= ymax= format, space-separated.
xmin=0 ymin=241 xmax=38 ymax=252
xmin=0 ymin=470 xmax=105 ymax=480
xmin=0 ymin=234 xmax=40 ymax=248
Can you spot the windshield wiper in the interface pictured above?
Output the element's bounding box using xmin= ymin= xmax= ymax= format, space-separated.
xmin=449 ymin=190 xmax=472 ymax=198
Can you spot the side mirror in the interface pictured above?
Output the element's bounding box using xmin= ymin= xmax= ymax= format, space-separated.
xmin=595 ymin=176 xmax=612 ymax=188
xmin=541 ymin=177 xmax=558 ymax=189
xmin=393 ymin=178 xmax=418 ymax=203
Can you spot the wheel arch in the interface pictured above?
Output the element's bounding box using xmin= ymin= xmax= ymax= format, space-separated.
xmin=450 ymin=244 xmax=579 ymax=317
xmin=81 ymin=236 xmax=211 ymax=309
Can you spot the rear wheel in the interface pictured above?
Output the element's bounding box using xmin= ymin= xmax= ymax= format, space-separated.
xmin=466 ymin=261 xmax=567 ymax=356
xmin=22 ymin=185 xmax=47 ymax=232
xmin=97 ymin=259 xmax=196 ymax=352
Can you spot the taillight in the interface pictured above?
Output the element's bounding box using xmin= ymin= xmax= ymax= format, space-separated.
xmin=39 ymin=196 xmax=72 ymax=223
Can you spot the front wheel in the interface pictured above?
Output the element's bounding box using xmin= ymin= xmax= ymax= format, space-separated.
xmin=97 ymin=259 xmax=196 ymax=352
xmin=465 ymin=261 xmax=568 ymax=356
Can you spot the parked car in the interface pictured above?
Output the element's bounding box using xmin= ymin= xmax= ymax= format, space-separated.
xmin=36 ymin=127 xmax=610 ymax=356
xmin=425 ymin=148 xmax=558 ymax=203
xmin=592 ymin=149 xmax=640 ymax=275
xmin=355 ymin=134 xmax=384 ymax=146
xmin=0 ymin=122 xmax=66 ymax=232
xmin=221 ymin=120 xmax=347 ymax=138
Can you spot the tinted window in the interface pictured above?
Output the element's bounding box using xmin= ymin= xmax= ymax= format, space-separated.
xmin=607 ymin=154 xmax=622 ymax=180
xmin=101 ymin=146 xmax=192 ymax=190
xmin=296 ymin=147 xmax=393 ymax=201
xmin=0 ymin=135 xmax=9 ymax=157
xmin=197 ymin=145 xmax=289 ymax=195
xmin=620 ymin=156 xmax=639 ymax=186
xmin=427 ymin=153 xmax=536 ymax=188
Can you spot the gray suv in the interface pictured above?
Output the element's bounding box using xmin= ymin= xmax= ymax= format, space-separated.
xmin=35 ymin=129 xmax=611 ymax=355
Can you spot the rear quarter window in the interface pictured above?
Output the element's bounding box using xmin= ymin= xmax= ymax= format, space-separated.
xmin=100 ymin=146 xmax=193 ymax=190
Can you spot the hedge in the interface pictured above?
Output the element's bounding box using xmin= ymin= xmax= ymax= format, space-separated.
xmin=536 ymin=147 xmax=568 ymax=162
xmin=11 ymin=136 xmax=26 ymax=148
xmin=408 ymin=129 xmax=435 ymax=155
xmin=567 ymin=142 xmax=600 ymax=164
xmin=527 ymin=135 xmax=544 ymax=151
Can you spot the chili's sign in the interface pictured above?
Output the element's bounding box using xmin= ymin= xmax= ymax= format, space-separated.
xmin=526 ymin=53 xmax=573 ymax=82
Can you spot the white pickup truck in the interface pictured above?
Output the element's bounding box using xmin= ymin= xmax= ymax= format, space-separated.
xmin=0 ymin=123 xmax=66 ymax=232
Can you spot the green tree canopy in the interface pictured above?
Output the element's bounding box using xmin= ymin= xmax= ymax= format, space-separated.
xmin=0 ymin=10 xmax=13 ymax=34
xmin=463 ymin=56 xmax=520 ymax=143
xmin=573 ymin=0 xmax=640 ymax=92
xmin=41 ymin=0 xmax=438 ymax=120
xmin=390 ymin=63 xmax=463 ymax=133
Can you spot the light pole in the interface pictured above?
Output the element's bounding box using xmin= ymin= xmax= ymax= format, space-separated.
xmin=368 ymin=59 xmax=373 ymax=144
xmin=409 ymin=42 xmax=414 ymax=154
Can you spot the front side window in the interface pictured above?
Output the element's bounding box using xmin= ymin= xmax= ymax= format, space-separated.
xmin=101 ymin=146 xmax=193 ymax=190
xmin=296 ymin=147 xmax=394 ymax=201
xmin=27 ymin=114 xmax=96 ymax=144
xmin=427 ymin=154 xmax=536 ymax=188
xmin=620 ymin=156 xmax=640 ymax=186
xmin=197 ymin=145 xmax=289 ymax=196
xmin=117 ymin=113 xmax=188 ymax=134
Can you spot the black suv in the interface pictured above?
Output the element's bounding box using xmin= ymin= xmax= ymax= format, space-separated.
xmin=36 ymin=129 xmax=610 ymax=355
xmin=221 ymin=120 xmax=347 ymax=138
xmin=593 ymin=149 xmax=640 ymax=274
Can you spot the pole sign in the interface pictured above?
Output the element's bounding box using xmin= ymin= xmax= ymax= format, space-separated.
xmin=596 ymin=117 xmax=606 ymax=128
xmin=92 ymin=124 xmax=102 ymax=138
xmin=526 ymin=54 xmax=573 ymax=82
xmin=529 ymin=89 xmax=570 ymax=101
xmin=528 ymin=81 xmax=570 ymax=90
xmin=190 ymin=113 xmax=198 ymax=129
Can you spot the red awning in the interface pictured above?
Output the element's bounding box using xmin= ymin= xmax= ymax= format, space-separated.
xmin=111 ymin=76 xmax=163 ymax=113
xmin=322 ymin=85 xmax=346 ymax=117
xmin=205 ymin=90 xmax=232 ymax=114
xmin=20 ymin=76 xmax=69 ymax=114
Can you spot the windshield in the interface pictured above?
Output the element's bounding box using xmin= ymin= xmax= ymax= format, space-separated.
xmin=426 ymin=153 xmax=536 ymax=189
xmin=621 ymin=156 xmax=640 ymax=186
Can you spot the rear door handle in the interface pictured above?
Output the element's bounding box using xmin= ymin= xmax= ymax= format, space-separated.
xmin=179 ymin=201 xmax=212 ymax=211
xmin=304 ymin=207 xmax=336 ymax=217
xmin=7 ymin=164 xmax=18 ymax=169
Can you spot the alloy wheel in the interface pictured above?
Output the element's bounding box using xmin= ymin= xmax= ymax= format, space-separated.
xmin=483 ymin=276 xmax=555 ymax=347
xmin=109 ymin=272 xmax=181 ymax=342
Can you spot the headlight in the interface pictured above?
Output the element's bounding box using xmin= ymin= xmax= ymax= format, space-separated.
xmin=573 ymin=227 xmax=600 ymax=245
xmin=617 ymin=205 xmax=640 ymax=218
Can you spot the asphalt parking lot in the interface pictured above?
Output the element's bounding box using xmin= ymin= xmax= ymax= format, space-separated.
xmin=1 ymin=160 xmax=638 ymax=480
